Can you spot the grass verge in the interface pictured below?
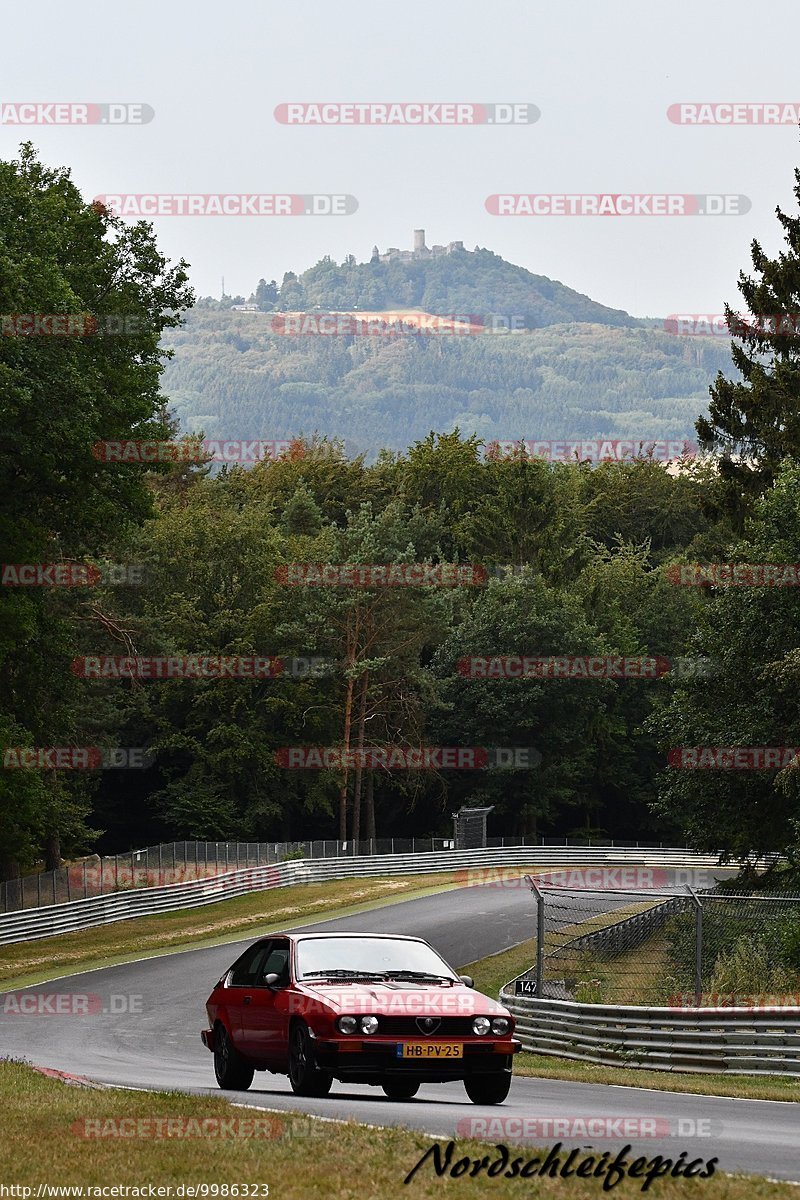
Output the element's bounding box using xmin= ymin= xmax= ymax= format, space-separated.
xmin=0 ymin=1061 xmax=790 ymax=1197
xmin=0 ymin=873 xmax=459 ymax=990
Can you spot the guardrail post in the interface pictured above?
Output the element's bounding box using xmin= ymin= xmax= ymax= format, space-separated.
xmin=524 ymin=875 xmax=545 ymax=995
xmin=687 ymin=886 xmax=703 ymax=1004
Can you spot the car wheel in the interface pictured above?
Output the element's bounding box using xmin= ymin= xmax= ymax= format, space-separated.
xmin=463 ymin=1073 xmax=511 ymax=1105
xmin=288 ymin=1022 xmax=333 ymax=1097
xmin=213 ymin=1022 xmax=254 ymax=1091
xmin=381 ymin=1079 xmax=420 ymax=1100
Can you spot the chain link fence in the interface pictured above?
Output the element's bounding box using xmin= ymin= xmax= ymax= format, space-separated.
xmin=513 ymin=881 xmax=800 ymax=1008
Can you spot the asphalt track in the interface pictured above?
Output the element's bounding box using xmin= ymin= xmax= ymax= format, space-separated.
xmin=2 ymin=871 xmax=798 ymax=1183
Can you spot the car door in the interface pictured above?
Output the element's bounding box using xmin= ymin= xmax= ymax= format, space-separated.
xmin=225 ymin=941 xmax=271 ymax=1044
xmin=238 ymin=938 xmax=291 ymax=1064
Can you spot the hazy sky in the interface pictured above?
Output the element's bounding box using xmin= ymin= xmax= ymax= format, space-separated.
xmin=3 ymin=0 xmax=800 ymax=317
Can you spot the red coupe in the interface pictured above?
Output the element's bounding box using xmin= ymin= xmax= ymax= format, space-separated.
xmin=201 ymin=931 xmax=520 ymax=1104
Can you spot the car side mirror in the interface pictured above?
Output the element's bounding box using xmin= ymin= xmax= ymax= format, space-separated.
xmin=263 ymin=973 xmax=281 ymax=989
xmin=459 ymin=975 xmax=474 ymax=988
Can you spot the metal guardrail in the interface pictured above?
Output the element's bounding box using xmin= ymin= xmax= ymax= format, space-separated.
xmin=501 ymin=991 xmax=800 ymax=1075
xmin=0 ymin=835 xmax=692 ymax=914
xmin=0 ymin=845 xmax=725 ymax=946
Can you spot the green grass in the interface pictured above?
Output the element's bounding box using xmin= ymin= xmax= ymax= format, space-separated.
xmin=0 ymin=1061 xmax=791 ymax=1197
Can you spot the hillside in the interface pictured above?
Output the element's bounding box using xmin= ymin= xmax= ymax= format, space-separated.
xmin=160 ymin=246 xmax=734 ymax=455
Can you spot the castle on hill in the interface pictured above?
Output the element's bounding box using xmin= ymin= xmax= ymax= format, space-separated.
xmin=371 ymin=229 xmax=466 ymax=264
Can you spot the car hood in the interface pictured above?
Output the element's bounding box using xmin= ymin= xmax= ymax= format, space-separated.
xmin=296 ymin=980 xmax=509 ymax=1017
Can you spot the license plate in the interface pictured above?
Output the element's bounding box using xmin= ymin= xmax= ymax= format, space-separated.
xmin=397 ymin=1042 xmax=464 ymax=1059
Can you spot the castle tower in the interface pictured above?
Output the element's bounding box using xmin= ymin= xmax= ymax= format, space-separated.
xmin=413 ymin=229 xmax=426 ymax=253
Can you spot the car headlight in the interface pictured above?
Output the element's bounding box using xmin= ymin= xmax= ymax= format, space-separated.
xmin=472 ymin=1017 xmax=491 ymax=1036
xmin=491 ymin=1017 xmax=511 ymax=1035
xmin=360 ymin=1015 xmax=379 ymax=1034
xmin=337 ymin=1016 xmax=358 ymax=1034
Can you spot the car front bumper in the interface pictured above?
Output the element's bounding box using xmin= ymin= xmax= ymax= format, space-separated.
xmin=313 ymin=1037 xmax=520 ymax=1081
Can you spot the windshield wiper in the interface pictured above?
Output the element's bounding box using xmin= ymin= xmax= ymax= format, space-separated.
xmin=382 ymin=970 xmax=454 ymax=983
xmin=301 ymin=969 xmax=388 ymax=980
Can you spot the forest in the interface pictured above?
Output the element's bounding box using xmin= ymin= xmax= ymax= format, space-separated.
xmin=3 ymin=144 xmax=800 ymax=880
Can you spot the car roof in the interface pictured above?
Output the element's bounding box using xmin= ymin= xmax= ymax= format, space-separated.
xmin=256 ymin=932 xmax=428 ymax=944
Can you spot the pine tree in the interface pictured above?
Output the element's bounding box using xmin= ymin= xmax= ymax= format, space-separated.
xmin=281 ymin=484 xmax=323 ymax=536
xmin=697 ymin=158 xmax=800 ymax=521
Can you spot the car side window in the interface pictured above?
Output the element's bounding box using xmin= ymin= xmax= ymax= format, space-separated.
xmin=259 ymin=941 xmax=290 ymax=987
xmin=229 ymin=942 xmax=272 ymax=987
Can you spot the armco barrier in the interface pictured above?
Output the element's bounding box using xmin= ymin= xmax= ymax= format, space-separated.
xmin=500 ymin=990 xmax=800 ymax=1076
xmin=0 ymin=845 xmax=725 ymax=946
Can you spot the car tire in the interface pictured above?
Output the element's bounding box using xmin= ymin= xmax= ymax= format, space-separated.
xmin=463 ymin=1073 xmax=511 ymax=1105
xmin=213 ymin=1022 xmax=254 ymax=1091
xmin=288 ymin=1022 xmax=333 ymax=1097
xmin=381 ymin=1079 xmax=420 ymax=1100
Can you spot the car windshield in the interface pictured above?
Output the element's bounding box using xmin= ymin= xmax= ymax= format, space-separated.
xmin=295 ymin=937 xmax=458 ymax=981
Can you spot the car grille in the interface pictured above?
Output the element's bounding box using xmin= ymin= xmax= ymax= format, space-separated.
xmin=363 ymin=1016 xmax=478 ymax=1037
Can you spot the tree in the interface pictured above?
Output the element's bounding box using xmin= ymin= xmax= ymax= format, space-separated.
xmin=649 ymin=461 xmax=800 ymax=861
xmin=430 ymin=572 xmax=610 ymax=837
xmin=0 ymin=144 xmax=192 ymax=873
xmin=697 ymin=156 xmax=800 ymax=521
xmin=255 ymin=279 xmax=278 ymax=310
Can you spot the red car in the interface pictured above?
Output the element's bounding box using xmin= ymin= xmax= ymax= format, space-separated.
xmin=201 ymin=931 xmax=520 ymax=1104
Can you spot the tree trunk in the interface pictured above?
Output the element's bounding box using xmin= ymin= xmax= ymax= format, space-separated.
xmin=350 ymin=672 xmax=369 ymax=850
xmin=338 ymin=610 xmax=361 ymax=841
xmin=43 ymin=832 xmax=61 ymax=872
xmin=338 ymin=674 xmax=354 ymax=840
xmin=0 ymin=857 xmax=20 ymax=883
xmin=365 ymin=771 xmax=376 ymax=841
